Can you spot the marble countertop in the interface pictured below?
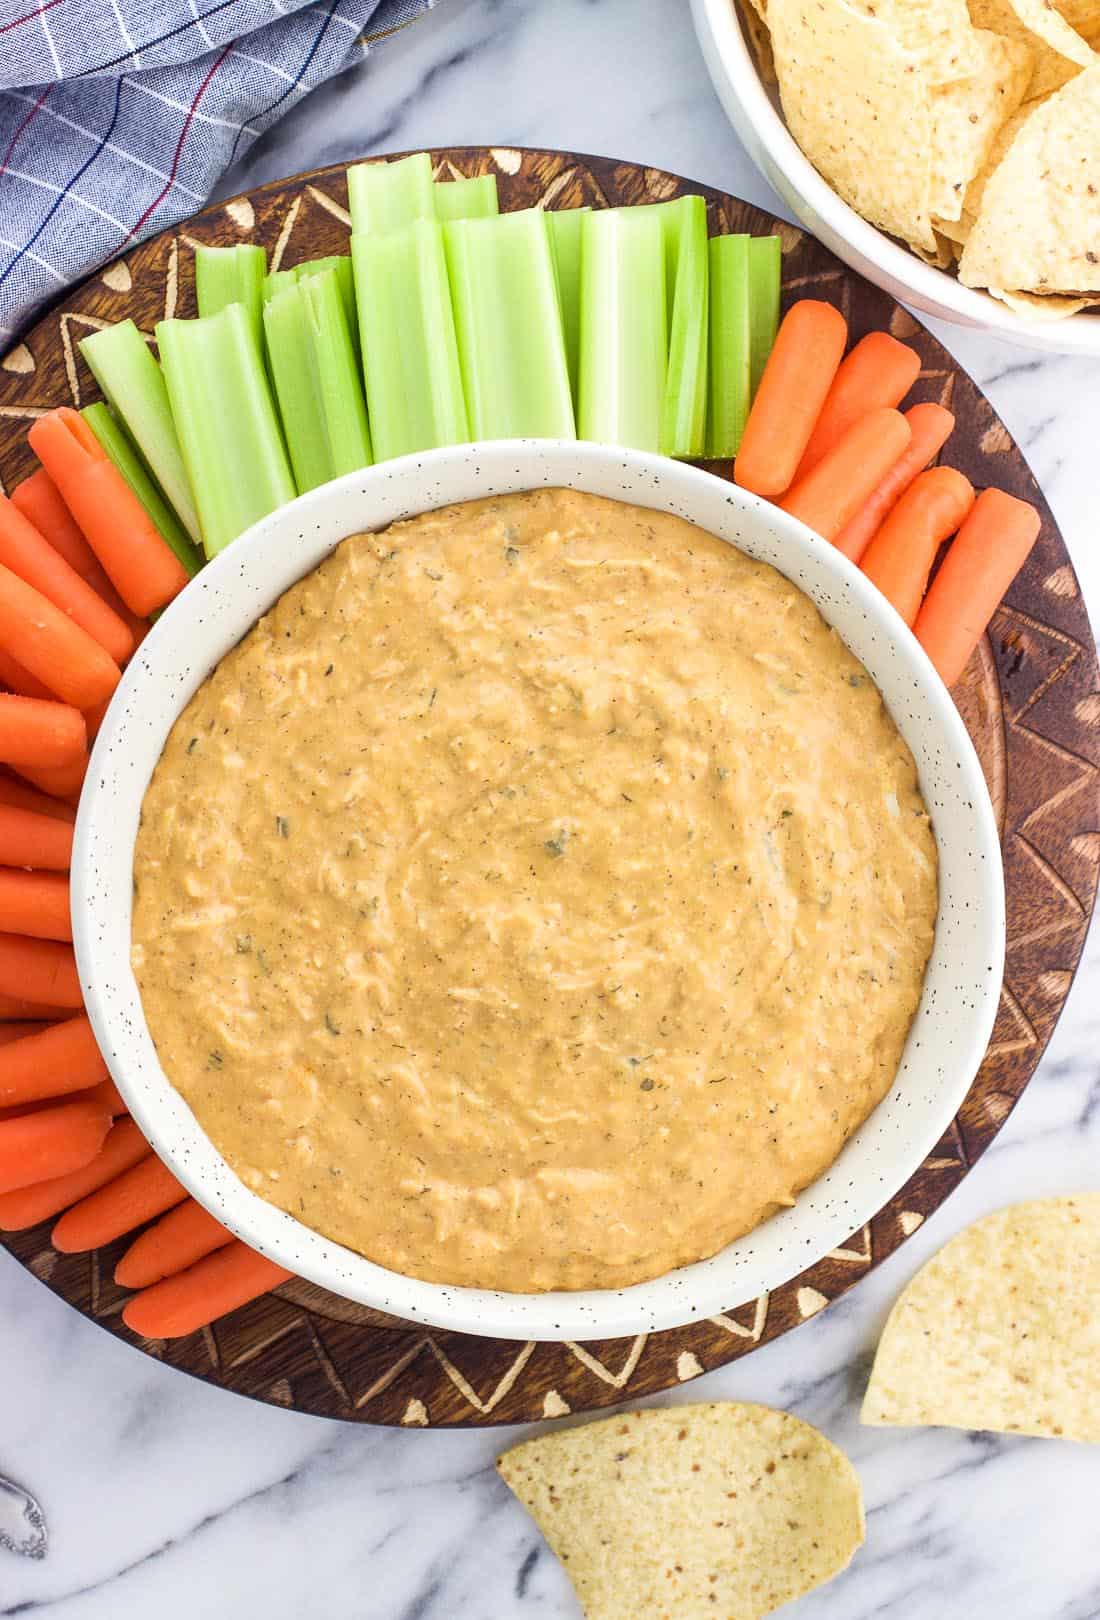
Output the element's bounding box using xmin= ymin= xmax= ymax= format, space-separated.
xmin=2 ymin=2 xmax=1099 ymax=1615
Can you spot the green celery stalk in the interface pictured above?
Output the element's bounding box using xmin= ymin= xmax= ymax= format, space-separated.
xmin=706 ymin=235 xmax=751 ymax=459
xmin=263 ymin=256 xmax=359 ymax=358
xmin=352 ymin=218 xmax=468 ymax=462
xmin=578 ymin=209 xmax=667 ymax=453
xmin=194 ymin=243 xmax=267 ymax=352
xmin=347 ymin=152 xmax=435 ymax=235
xmin=81 ymin=403 xmax=204 ymax=577
xmin=264 ymin=268 xmax=372 ymax=494
xmin=660 ymin=194 xmax=709 ymax=459
xmin=157 ymin=304 xmax=295 ymax=558
xmin=79 ymin=319 xmax=203 ymax=546
xmin=546 ymin=208 xmax=588 ymax=404
xmin=444 ymin=210 xmax=574 ymax=440
xmin=263 ymin=268 xmax=298 ymax=303
xmin=434 ymin=174 xmax=499 ymax=221
xmin=748 ymin=235 xmax=782 ymax=397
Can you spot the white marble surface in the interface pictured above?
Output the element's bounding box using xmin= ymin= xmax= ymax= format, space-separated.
xmin=3 ymin=2 xmax=1099 ymax=1615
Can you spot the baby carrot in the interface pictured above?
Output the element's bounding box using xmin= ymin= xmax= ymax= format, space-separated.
xmin=0 ymin=993 xmax=68 ymax=1019
xmin=52 ymin=1152 xmax=186 ymax=1251
xmin=0 ymin=804 xmax=73 ymax=870
xmin=86 ymin=1077 xmax=128 ymax=1116
xmin=861 ymin=468 xmax=976 ymax=626
xmin=780 ymin=408 xmax=912 ymax=542
xmin=0 ymin=870 xmax=71 ymax=942
xmin=0 ymin=934 xmax=81 ymax=1009
xmin=0 ymin=1095 xmax=112 ymax=1195
xmin=0 ymin=646 xmax=55 ymax=701
xmin=0 ymin=773 xmax=75 ymax=823
xmin=11 ymin=469 xmax=99 ymax=579
xmin=734 ymin=300 xmax=848 ymax=498
xmin=0 ymin=560 xmax=120 ymax=709
xmin=794 ymin=332 xmax=921 ymax=479
xmin=115 ymin=1198 xmax=233 ymax=1289
xmin=0 ymin=1021 xmax=48 ymax=1046
xmin=0 ymin=694 xmax=86 ymax=769
xmin=834 ymin=403 xmax=956 ymax=563
xmin=28 ymin=410 xmax=190 ymax=617
xmin=0 ymin=1013 xmax=105 ymax=1106
xmin=122 ymin=1242 xmax=293 ymax=1339
xmin=914 ymin=488 xmax=1042 ymax=687
xmin=17 ymin=754 xmax=87 ymax=801
xmin=0 ymin=495 xmax=133 ymax=666
xmin=0 ymin=1118 xmax=148 ymax=1230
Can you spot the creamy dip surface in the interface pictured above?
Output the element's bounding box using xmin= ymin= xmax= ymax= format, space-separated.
xmin=132 ymin=489 xmax=938 ymax=1293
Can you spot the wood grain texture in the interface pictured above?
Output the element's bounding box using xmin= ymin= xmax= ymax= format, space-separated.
xmin=1 ymin=148 xmax=1097 ymax=1429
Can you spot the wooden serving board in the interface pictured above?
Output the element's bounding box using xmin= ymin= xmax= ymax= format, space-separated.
xmin=0 ymin=149 xmax=1097 ymax=1429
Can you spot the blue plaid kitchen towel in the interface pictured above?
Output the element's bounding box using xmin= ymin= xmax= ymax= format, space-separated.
xmin=0 ymin=0 xmax=437 ymax=341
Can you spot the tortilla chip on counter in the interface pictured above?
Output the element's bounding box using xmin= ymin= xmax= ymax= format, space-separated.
xmin=958 ymin=65 xmax=1100 ymax=293
xmin=863 ymin=1195 xmax=1100 ymax=1442
xmin=498 ymin=1403 xmax=865 ymax=1620
xmin=768 ymin=0 xmax=938 ymax=252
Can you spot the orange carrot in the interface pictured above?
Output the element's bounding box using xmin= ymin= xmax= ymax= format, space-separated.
xmin=0 ymin=870 xmax=71 ymax=942
xmin=17 ymin=754 xmax=87 ymax=801
xmin=0 ymin=694 xmax=86 ymax=770
xmin=28 ymin=411 xmax=190 ymax=617
xmin=861 ymin=467 xmax=976 ymax=626
xmin=0 ymin=994 xmax=68 ymax=1019
xmin=0 ymin=559 xmax=120 ymax=709
xmin=122 ymin=1241 xmax=293 ymax=1339
xmin=0 ymin=1021 xmax=48 ymax=1046
xmin=734 ymin=301 xmax=849 ymax=498
xmin=834 ymin=403 xmax=957 ymax=563
xmin=52 ymin=1152 xmax=186 ymax=1251
xmin=0 ymin=646 xmax=55 ymax=701
xmin=0 ymin=933 xmax=81 ymax=1009
xmin=0 ymin=495 xmax=134 ymax=666
xmin=83 ymin=695 xmax=110 ymax=744
xmin=87 ymin=568 xmax=149 ymax=650
xmin=914 ymin=488 xmax=1042 ymax=687
xmin=780 ymin=408 xmax=913 ymax=542
xmin=0 ymin=772 xmax=75 ymax=823
xmin=0 ymin=1117 xmax=147 ymax=1231
xmin=794 ymin=332 xmax=921 ymax=479
xmin=116 ymin=1198 xmax=233 ymax=1289
xmin=86 ymin=1077 xmax=128 ymax=1116
xmin=0 ymin=1013 xmax=105 ymax=1106
xmin=0 ymin=1095 xmax=111 ymax=1195
xmin=11 ymin=469 xmax=100 ymax=579
xmin=0 ymin=803 xmax=73 ymax=870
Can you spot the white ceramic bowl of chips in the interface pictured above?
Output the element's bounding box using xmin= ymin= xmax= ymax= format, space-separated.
xmin=691 ymin=0 xmax=1100 ymax=356
xmin=74 ymin=442 xmax=1004 ymax=1342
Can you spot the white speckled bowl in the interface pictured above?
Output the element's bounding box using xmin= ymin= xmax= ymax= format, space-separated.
xmin=690 ymin=0 xmax=1100 ymax=356
xmin=74 ymin=443 xmax=1003 ymax=1342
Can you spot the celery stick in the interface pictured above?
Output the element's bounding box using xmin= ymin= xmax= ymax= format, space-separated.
xmin=347 ymin=152 xmax=435 ymax=236
xmin=445 ymin=210 xmax=574 ymax=441
xmin=706 ymin=235 xmax=751 ymax=459
xmin=263 ymin=256 xmax=359 ymax=358
xmin=157 ymin=304 xmax=295 ymax=558
xmin=82 ymin=403 xmax=204 ymax=576
xmin=263 ymin=268 xmax=298 ymax=303
xmin=434 ymin=174 xmax=499 ymax=221
xmin=264 ymin=269 xmax=372 ymax=494
xmin=578 ymin=209 xmax=667 ymax=454
xmin=352 ymin=219 xmax=468 ymax=462
xmin=748 ymin=235 xmax=782 ymax=397
xmin=660 ymin=195 xmax=709 ymax=459
xmin=194 ymin=243 xmax=267 ymax=352
xmin=546 ymin=208 xmax=588 ymax=404
xmin=79 ymin=320 xmax=202 ymax=546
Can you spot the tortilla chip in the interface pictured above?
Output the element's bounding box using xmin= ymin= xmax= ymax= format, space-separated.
xmin=959 ymin=64 xmax=1100 ymax=291
xmin=928 ymin=28 xmax=1033 ymax=221
xmin=738 ymin=0 xmax=779 ymax=84
xmin=769 ymin=0 xmax=938 ymax=252
xmin=863 ymin=1195 xmax=1100 ymax=1441
xmin=1052 ymin=0 xmax=1100 ymax=27
xmin=880 ymin=0 xmax=984 ymax=81
xmin=990 ymin=286 xmax=1094 ymax=316
xmin=498 ymin=1403 xmax=864 ymax=1620
xmin=969 ymin=0 xmax=1095 ymax=95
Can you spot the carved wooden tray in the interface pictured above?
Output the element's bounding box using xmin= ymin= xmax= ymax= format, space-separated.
xmin=1 ymin=149 xmax=1097 ymax=1428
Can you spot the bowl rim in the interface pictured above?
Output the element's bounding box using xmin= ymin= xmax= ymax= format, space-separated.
xmin=690 ymin=0 xmax=1100 ymax=355
xmin=74 ymin=441 xmax=1005 ymax=1342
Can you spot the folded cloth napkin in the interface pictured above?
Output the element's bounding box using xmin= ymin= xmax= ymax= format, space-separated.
xmin=0 ymin=0 xmax=436 ymax=341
